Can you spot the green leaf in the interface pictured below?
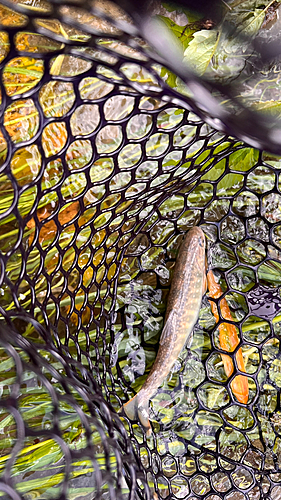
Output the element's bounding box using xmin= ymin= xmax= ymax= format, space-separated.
xmin=183 ymin=30 xmax=220 ymax=76
xmin=253 ymin=100 xmax=281 ymax=118
xmin=229 ymin=148 xmax=259 ymax=172
xmin=232 ymin=8 xmax=266 ymax=36
xmin=258 ymin=260 xmax=281 ymax=286
xmin=201 ymin=159 xmax=226 ymax=181
xmin=158 ymin=15 xmax=198 ymax=52
xmin=160 ymin=66 xmax=177 ymax=88
xmin=161 ymin=2 xmax=203 ymax=22
xmin=206 ymin=2 xmax=271 ymax=82
xmin=217 ymin=173 xmax=244 ymax=196
xmin=228 ymin=0 xmax=275 ymax=15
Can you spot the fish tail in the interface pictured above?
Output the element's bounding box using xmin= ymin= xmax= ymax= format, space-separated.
xmin=120 ymin=394 xmax=152 ymax=437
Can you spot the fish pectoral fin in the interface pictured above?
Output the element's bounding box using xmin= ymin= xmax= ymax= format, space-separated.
xmin=159 ymin=309 xmax=177 ymax=346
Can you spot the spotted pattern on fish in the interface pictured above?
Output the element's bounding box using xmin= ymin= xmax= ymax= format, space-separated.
xmin=120 ymin=227 xmax=206 ymax=436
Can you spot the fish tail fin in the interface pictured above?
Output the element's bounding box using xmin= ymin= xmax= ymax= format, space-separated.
xmin=120 ymin=394 xmax=152 ymax=437
xmin=121 ymin=394 xmax=139 ymax=420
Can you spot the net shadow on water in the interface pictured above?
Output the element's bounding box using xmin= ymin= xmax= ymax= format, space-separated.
xmin=0 ymin=1 xmax=281 ymax=499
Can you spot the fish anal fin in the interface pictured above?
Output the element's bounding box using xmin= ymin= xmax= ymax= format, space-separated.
xmin=138 ymin=402 xmax=152 ymax=437
xmin=160 ymin=309 xmax=177 ymax=346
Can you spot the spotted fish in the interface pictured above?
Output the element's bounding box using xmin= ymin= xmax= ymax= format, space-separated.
xmin=120 ymin=226 xmax=206 ymax=436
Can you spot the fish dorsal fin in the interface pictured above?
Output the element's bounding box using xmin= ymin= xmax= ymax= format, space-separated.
xmin=159 ymin=309 xmax=177 ymax=346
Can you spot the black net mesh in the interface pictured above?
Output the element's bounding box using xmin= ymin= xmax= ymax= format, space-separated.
xmin=0 ymin=317 xmax=149 ymax=500
xmin=0 ymin=1 xmax=281 ymax=499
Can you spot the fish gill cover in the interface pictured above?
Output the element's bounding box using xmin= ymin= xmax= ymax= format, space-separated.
xmin=0 ymin=0 xmax=280 ymax=499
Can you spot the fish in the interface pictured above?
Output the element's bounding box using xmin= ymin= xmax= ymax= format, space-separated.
xmin=120 ymin=226 xmax=206 ymax=436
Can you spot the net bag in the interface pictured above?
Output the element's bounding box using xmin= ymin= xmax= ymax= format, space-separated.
xmin=0 ymin=1 xmax=280 ymax=499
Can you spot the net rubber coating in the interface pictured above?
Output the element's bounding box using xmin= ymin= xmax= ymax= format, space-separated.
xmin=0 ymin=1 xmax=280 ymax=500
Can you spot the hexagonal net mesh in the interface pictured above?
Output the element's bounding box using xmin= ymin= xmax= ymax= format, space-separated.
xmin=0 ymin=1 xmax=281 ymax=499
